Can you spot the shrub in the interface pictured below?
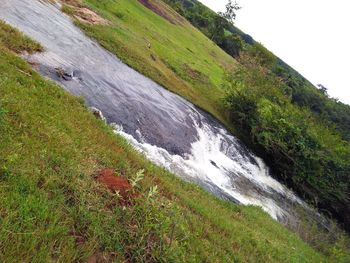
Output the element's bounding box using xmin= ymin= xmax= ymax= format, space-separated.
xmin=223 ymin=55 xmax=350 ymax=231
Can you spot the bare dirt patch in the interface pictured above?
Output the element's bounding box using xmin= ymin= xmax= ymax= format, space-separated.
xmin=60 ymin=0 xmax=110 ymax=25
xmin=138 ymin=0 xmax=186 ymax=25
xmin=73 ymin=7 xmax=110 ymax=25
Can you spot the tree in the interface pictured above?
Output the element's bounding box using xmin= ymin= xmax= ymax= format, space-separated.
xmin=317 ymin=84 xmax=328 ymax=96
xmin=209 ymin=15 xmax=226 ymax=44
xmin=218 ymin=0 xmax=241 ymax=24
xmin=210 ymin=1 xmax=240 ymax=42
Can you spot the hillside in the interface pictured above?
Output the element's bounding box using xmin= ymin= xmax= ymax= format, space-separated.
xmin=138 ymin=0 xmax=350 ymax=232
xmin=1 ymin=20 xmax=343 ymax=262
xmin=55 ymin=0 xmax=350 ymax=233
xmin=1 ymin=0 xmax=350 ymax=261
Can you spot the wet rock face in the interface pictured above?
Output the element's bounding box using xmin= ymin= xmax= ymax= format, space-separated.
xmin=55 ymin=67 xmax=74 ymax=80
xmin=89 ymin=107 xmax=106 ymax=122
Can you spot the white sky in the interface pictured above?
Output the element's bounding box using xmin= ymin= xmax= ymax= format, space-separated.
xmin=198 ymin=0 xmax=350 ymax=105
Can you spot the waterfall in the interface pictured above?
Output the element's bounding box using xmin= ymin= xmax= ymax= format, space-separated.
xmin=0 ymin=0 xmax=327 ymax=227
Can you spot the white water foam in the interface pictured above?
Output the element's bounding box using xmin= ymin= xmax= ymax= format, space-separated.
xmin=112 ymin=115 xmax=303 ymax=221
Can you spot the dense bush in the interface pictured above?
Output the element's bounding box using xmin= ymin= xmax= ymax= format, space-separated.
xmin=224 ymin=53 xmax=350 ymax=231
xmin=246 ymin=42 xmax=276 ymax=67
xmin=273 ymin=60 xmax=350 ymax=141
xmin=222 ymin=34 xmax=243 ymax=57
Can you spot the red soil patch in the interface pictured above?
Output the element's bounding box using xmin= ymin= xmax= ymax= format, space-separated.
xmin=96 ymin=169 xmax=132 ymax=199
xmin=138 ymin=0 xmax=186 ymax=25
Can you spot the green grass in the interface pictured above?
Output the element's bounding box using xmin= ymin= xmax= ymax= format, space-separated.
xmin=0 ymin=20 xmax=43 ymax=53
xmin=1 ymin=20 xmax=347 ymax=262
xmin=63 ymin=0 xmax=237 ymax=130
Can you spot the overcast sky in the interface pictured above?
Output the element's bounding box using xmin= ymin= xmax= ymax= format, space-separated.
xmin=198 ymin=0 xmax=350 ymax=105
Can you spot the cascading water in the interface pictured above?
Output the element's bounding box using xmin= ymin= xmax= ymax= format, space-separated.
xmin=0 ymin=0 xmax=325 ymax=225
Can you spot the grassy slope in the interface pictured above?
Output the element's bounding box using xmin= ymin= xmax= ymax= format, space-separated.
xmin=0 ymin=21 xmax=334 ymax=262
xmin=74 ymin=0 xmax=236 ymax=129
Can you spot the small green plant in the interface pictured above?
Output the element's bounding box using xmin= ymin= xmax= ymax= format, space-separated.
xmin=147 ymin=185 xmax=158 ymax=200
xmin=130 ymin=169 xmax=144 ymax=188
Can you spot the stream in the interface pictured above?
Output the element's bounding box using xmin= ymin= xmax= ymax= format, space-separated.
xmin=0 ymin=0 xmax=327 ymax=226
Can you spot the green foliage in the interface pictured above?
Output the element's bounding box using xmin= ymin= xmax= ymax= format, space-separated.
xmin=222 ymin=34 xmax=243 ymax=57
xmin=208 ymin=15 xmax=227 ymax=45
xmin=247 ymin=42 xmax=277 ymax=67
xmin=224 ymin=54 xmax=350 ymax=232
xmin=273 ymin=60 xmax=350 ymax=141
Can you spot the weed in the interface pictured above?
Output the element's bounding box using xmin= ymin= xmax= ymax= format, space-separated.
xmin=130 ymin=169 xmax=144 ymax=188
